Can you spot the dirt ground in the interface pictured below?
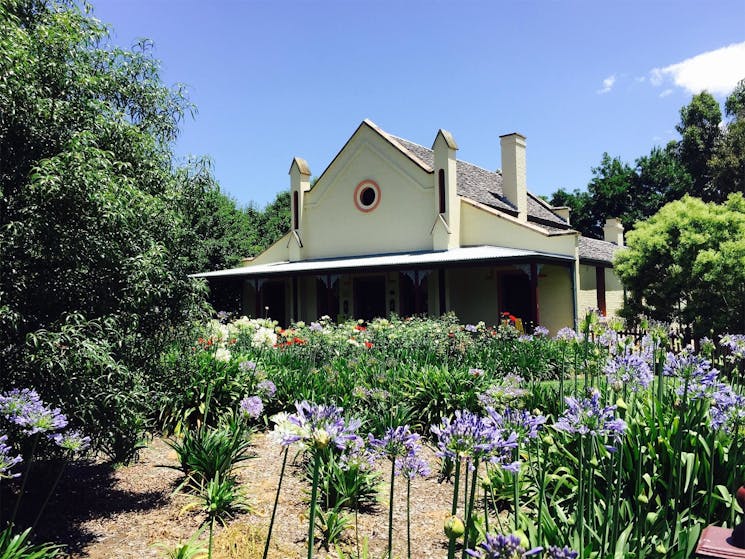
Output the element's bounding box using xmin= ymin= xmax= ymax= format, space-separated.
xmin=9 ymin=433 xmax=462 ymax=558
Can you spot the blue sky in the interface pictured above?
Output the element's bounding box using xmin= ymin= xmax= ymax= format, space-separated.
xmin=94 ymin=0 xmax=745 ymax=208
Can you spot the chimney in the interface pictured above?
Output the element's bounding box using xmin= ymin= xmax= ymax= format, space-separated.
xmin=499 ymin=133 xmax=527 ymax=222
xmin=553 ymin=206 xmax=571 ymax=224
xmin=432 ymin=129 xmax=459 ymax=249
xmin=289 ymin=156 xmax=311 ymax=231
xmin=603 ymin=217 xmax=624 ymax=246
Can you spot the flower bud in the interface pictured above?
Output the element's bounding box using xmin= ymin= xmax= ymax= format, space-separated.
xmin=655 ymin=543 xmax=667 ymax=554
xmin=312 ymin=429 xmax=331 ymax=449
xmin=615 ymin=397 xmax=628 ymax=411
xmin=443 ymin=515 xmax=465 ymax=539
xmin=637 ymin=493 xmax=649 ymax=504
xmin=512 ymin=529 xmax=530 ymax=550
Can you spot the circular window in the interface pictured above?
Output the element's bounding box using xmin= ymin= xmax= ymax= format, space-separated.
xmin=353 ymin=180 xmax=381 ymax=213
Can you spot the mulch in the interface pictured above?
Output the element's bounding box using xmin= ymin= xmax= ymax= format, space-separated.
xmin=4 ymin=433 xmax=464 ymax=559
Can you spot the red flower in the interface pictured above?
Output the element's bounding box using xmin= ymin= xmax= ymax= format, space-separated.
xmin=293 ymin=337 xmax=306 ymax=345
xmin=354 ymin=325 xmax=367 ymax=331
xmin=364 ymin=341 xmax=373 ymax=349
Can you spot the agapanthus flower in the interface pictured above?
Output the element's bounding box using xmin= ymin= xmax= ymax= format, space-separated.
xmin=466 ymin=533 xmax=541 ymax=558
xmin=257 ymin=380 xmax=276 ymax=398
xmin=465 ymin=324 xmax=478 ymax=333
xmin=533 ymin=326 xmax=549 ymax=337
xmin=0 ymin=435 xmax=22 ymax=478
xmin=554 ymin=388 xmax=627 ymax=445
xmin=9 ymin=400 xmax=68 ymax=435
xmin=486 ymin=407 xmax=546 ymax=444
xmin=478 ymin=375 xmax=527 ymax=408
xmin=663 ymin=350 xmax=719 ymax=398
xmin=0 ymin=388 xmax=43 ymax=422
xmin=432 ymin=410 xmax=517 ymax=470
xmin=604 ymin=349 xmax=653 ymax=392
xmin=281 ymin=401 xmax=362 ymax=451
xmin=51 ymin=430 xmax=91 ymax=454
xmin=597 ymin=328 xmax=619 ymax=352
xmin=214 ymin=347 xmax=232 ymax=362
xmin=518 ymin=334 xmax=534 ymax=342
xmin=239 ymin=395 xmax=263 ymax=419
xmin=719 ymin=334 xmax=745 ymax=361
xmin=544 ymin=546 xmax=579 ymax=559
xmin=369 ymin=425 xmax=429 ymax=477
xmin=309 ymin=321 xmax=323 ymax=332
xmin=239 ymin=360 xmax=257 ymax=373
xmin=709 ymin=385 xmax=745 ymax=434
xmin=555 ymin=327 xmax=579 ymax=342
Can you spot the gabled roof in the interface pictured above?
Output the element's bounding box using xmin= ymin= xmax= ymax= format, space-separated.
xmin=389 ymin=136 xmax=572 ymax=232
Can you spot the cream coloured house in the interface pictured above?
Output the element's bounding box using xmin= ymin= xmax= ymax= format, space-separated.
xmin=196 ymin=120 xmax=625 ymax=332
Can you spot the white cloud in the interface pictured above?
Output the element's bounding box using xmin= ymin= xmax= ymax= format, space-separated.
xmin=650 ymin=42 xmax=745 ymax=96
xmin=659 ymin=89 xmax=673 ymax=98
xmin=597 ymin=75 xmax=616 ymax=94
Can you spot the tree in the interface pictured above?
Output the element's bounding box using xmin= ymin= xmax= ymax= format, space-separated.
xmin=676 ymin=91 xmax=722 ymax=199
xmin=709 ymin=78 xmax=745 ymax=200
xmin=548 ymin=187 xmax=598 ymax=238
xmin=0 ymin=0 xmax=215 ymax=461
xmin=614 ymin=194 xmax=745 ymax=337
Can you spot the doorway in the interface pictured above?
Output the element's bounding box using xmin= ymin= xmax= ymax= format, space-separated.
xmin=353 ymin=275 xmax=386 ymax=321
xmin=501 ymin=273 xmax=532 ymax=325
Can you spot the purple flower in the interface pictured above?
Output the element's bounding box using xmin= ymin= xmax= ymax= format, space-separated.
xmin=239 ymin=360 xmax=257 ymax=373
xmin=709 ymin=385 xmax=745 ymax=433
xmin=282 ymin=401 xmax=362 ymax=451
xmin=369 ymin=425 xmax=430 ymax=478
xmin=432 ymin=410 xmax=517 ymax=470
xmin=0 ymin=389 xmax=68 ymax=435
xmin=309 ymin=321 xmax=323 ymax=332
xmin=465 ymin=324 xmax=478 ymax=333
xmin=719 ymin=334 xmax=745 ymax=361
xmin=51 ymin=430 xmax=91 ymax=454
xmin=544 ymin=546 xmax=579 ymax=559
xmin=257 ymin=380 xmax=276 ymax=398
xmin=604 ymin=349 xmax=653 ymax=392
xmin=664 ymin=350 xmax=719 ymax=398
xmin=554 ymin=388 xmax=627 ymax=444
xmin=0 ymin=388 xmax=43 ymax=422
xmin=239 ymin=395 xmax=263 ymax=419
xmin=0 ymin=434 xmax=22 ymax=478
xmin=555 ymin=327 xmax=579 ymax=342
xmin=533 ymin=326 xmax=549 ymax=337
xmin=518 ymin=334 xmax=534 ymax=342
xmin=486 ymin=406 xmax=546 ymax=443
xmin=466 ymin=533 xmax=541 ymax=558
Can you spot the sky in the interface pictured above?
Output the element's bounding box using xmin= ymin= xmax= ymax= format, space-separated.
xmin=93 ymin=0 xmax=745 ymax=208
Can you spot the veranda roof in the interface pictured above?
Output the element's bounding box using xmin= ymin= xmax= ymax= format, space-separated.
xmin=192 ymin=245 xmax=574 ymax=279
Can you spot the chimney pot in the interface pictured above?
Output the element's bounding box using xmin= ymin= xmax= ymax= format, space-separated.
xmin=499 ymin=133 xmax=527 ymax=221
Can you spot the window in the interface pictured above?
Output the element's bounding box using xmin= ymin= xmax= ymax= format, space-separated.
xmin=438 ymin=169 xmax=446 ymax=214
xmin=353 ymin=180 xmax=381 ymax=212
xmin=293 ymin=191 xmax=299 ymax=229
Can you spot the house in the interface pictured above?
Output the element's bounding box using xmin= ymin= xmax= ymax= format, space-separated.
xmin=195 ymin=119 xmax=625 ymax=333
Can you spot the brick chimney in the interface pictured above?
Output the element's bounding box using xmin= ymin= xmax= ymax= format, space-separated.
xmin=499 ymin=133 xmax=527 ymax=222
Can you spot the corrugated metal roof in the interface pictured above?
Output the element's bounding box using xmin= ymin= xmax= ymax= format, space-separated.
xmin=192 ymin=246 xmax=574 ymax=279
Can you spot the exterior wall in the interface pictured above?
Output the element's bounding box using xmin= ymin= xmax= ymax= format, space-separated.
xmin=448 ymin=266 xmax=498 ymax=325
xmin=460 ymin=202 xmax=577 ymax=256
xmin=537 ymin=264 xmax=574 ymax=334
xmin=250 ymin=233 xmax=292 ymax=265
xmin=301 ymin=126 xmax=435 ymax=259
xmin=298 ymin=276 xmax=317 ymax=323
xmin=605 ymin=267 xmax=624 ymax=318
xmin=578 ymin=264 xmax=598 ymax=317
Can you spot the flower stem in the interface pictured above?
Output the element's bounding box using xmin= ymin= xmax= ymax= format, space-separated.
xmin=387 ymin=458 xmax=396 ymax=559
xmin=307 ymin=451 xmax=321 ymax=559
xmin=262 ymin=447 xmax=288 ymax=559
xmin=513 ymin=444 xmax=520 ymax=531
xmin=447 ymin=459 xmax=462 ymax=559
xmin=31 ymin=460 xmax=67 ymax=533
xmin=406 ymin=477 xmax=412 ymax=559
xmin=11 ymin=432 xmax=40 ymax=526
xmin=462 ymin=458 xmax=480 ymax=559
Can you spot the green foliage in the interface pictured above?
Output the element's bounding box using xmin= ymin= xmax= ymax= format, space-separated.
xmin=676 ymin=91 xmax=722 ymax=198
xmin=0 ymin=527 xmax=61 ymax=559
xmin=165 ymin=423 xmax=254 ymax=487
xmin=615 ymin=194 xmax=745 ymax=336
xmin=312 ymin=448 xmax=380 ymax=512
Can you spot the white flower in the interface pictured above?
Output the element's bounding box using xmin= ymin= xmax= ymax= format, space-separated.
xmin=214 ymin=347 xmax=232 ymax=362
xmin=252 ymin=327 xmax=277 ymax=349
